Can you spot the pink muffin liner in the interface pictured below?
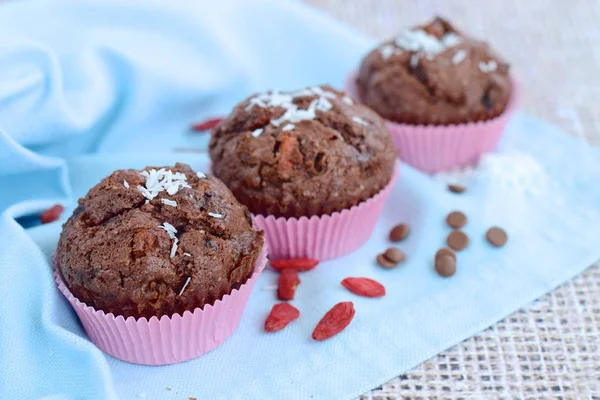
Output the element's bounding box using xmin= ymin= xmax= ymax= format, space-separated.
xmin=253 ymin=163 xmax=400 ymax=261
xmin=344 ymin=71 xmax=519 ymax=173
xmin=54 ymin=244 xmax=268 ymax=366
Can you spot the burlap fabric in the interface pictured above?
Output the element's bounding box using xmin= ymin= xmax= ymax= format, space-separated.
xmin=303 ymin=0 xmax=600 ymax=398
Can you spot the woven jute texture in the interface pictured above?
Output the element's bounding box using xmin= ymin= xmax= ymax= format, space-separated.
xmin=303 ymin=0 xmax=600 ymax=398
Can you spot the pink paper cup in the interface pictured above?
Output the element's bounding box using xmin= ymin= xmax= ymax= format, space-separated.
xmin=345 ymin=71 xmax=519 ymax=173
xmin=253 ymin=163 xmax=400 ymax=261
xmin=54 ymin=244 xmax=268 ymax=366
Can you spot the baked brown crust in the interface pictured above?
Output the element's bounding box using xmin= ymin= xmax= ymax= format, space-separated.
xmin=209 ymin=85 xmax=397 ymax=219
xmin=356 ymin=17 xmax=512 ymax=125
xmin=56 ymin=163 xmax=264 ymax=319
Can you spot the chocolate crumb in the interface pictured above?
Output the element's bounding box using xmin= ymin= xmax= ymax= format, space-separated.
xmin=447 ymin=230 xmax=469 ymax=251
xmin=486 ymin=227 xmax=508 ymax=247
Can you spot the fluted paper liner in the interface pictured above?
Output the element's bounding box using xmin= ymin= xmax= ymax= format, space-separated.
xmin=344 ymin=71 xmax=519 ymax=173
xmin=54 ymin=244 xmax=268 ymax=365
xmin=253 ymin=163 xmax=399 ymax=260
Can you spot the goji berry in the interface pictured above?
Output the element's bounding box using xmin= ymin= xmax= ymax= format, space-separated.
xmin=191 ymin=117 xmax=223 ymax=132
xmin=264 ymin=303 xmax=300 ymax=332
xmin=40 ymin=204 xmax=64 ymax=224
xmin=277 ymin=268 xmax=300 ymax=301
xmin=312 ymin=301 xmax=355 ymax=341
xmin=341 ymin=277 xmax=386 ymax=298
xmin=270 ymin=258 xmax=319 ymax=272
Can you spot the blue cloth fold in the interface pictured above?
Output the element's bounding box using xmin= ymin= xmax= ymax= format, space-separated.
xmin=1 ymin=1 xmax=600 ymax=399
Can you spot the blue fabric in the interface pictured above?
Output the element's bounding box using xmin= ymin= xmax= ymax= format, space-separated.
xmin=1 ymin=1 xmax=600 ymax=399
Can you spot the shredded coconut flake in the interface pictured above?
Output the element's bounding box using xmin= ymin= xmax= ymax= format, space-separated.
xmin=379 ymin=44 xmax=401 ymax=60
xmin=123 ymin=180 xmax=130 ymax=189
xmin=352 ymin=116 xmax=368 ymax=126
xmin=282 ymin=124 xmax=295 ymax=131
xmin=315 ymin=96 xmax=332 ymax=112
xmin=252 ymin=128 xmax=263 ymax=137
xmin=479 ymin=60 xmax=498 ymax=73
xmin=183 ymin=252 xmax=192 ymax=257
xmin=137 ymin=168 xmax=190 ymax=200
xmin=208 ymin=211 xmax=224 ymax=219
xmin=247 ymin=86 xmax=340 ymax=128
xmin=246 ymin=90 xmax=294 ymax=111
xmin=161 ymin=199 xmax=177 ymax=207
xmin=137 ymin=185 xmax=152 ymax=200
xmin=442 ymin=33 xmax=462 ymax=47
xmin=271 ymin=100 xmax=318 ymax=126
xmin=395 ymin=29 xmax=461 ymax=56
xmin=342 ymin=96 xmax=353 ymax=105
xmin=452 ymin=50 xmax=467 ymax=65
xmin=170 ymin=238 xmax=178 ymax=259
xmin=410 ymin=53 xmax=420 ymax=68
xmin=434 ymin=151 xmax=549 ymax=196
xmin=160 ymin=222 xmax=177 ymax=239
xmin=196 ymin=171 xmax=206 ymax=179
xmin=310 ymin=86 xmax=336 ymax=99
xmin=178 ymin=277 xmax=191 ymax=296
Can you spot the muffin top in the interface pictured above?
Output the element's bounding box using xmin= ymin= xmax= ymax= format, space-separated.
xmin=209 ymin=85 xmax=396 ymax=219
xmin=356 ymin=17 xmax=512 ymax=125
xmin=56 ymin=163 xmax=264 ymax=319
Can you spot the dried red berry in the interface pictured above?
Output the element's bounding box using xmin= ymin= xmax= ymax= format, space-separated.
xmin=312 ymin=302 xmax=355 ymax=341
xmin=278 ymin=269 xmax=300 ymax=301
xmin=40 ymin=204 xmax=64 ymax=224
xmin=264 ymin=303 xmax=300 ymax=332
xmin=341 ymin=277 xmax=386 ymax=298
xmin=270 ymin=258 xmax=319 ymax=272
xmin=191 ymin=117 xmax=223 ymax=132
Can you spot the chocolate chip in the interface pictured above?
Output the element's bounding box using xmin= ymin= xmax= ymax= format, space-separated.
xmin=435 ymin=247 xmax=456 ymax=261
xmin=377 ymin=247 xmax=406 ymax=269
xmin=376 ymin=253 xmax=397 ymax=269
xmin=389 ymin=224 xmax=410 ymax=242
xmin=486 ymin=227 xmax=508 ymax=247
xmin=446 ymin=211 xmax=467 ymax=229
xmin=435 ymin=254 xmax=457 ymax=277
xmin=447 ymin=184 xmax=466 ymax=194
xmin=384 ymin=247 xmax=405 ymax=264
xmin=447 ymin=230 xmax=469 ymax=251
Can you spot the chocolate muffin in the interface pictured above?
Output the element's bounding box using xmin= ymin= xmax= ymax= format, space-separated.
xmin=209 ymin=85 xmax=396 ymax=219
xmin=356 ymin=17 xmax=511 ymax=125
xmin=56 ymin=163 xmax=264 ymax=319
